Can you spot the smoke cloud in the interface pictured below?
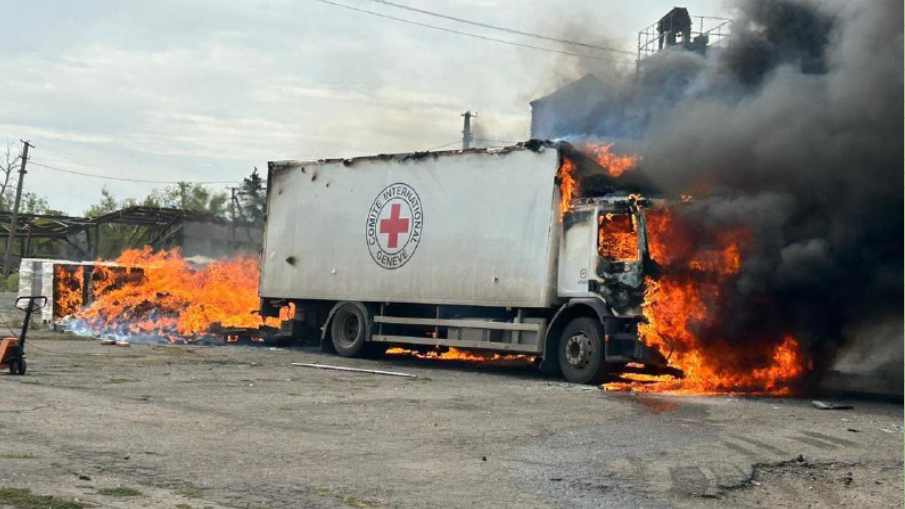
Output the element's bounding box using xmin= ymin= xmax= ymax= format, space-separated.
xmin=543 ymin=0 xmax=903 ymax=388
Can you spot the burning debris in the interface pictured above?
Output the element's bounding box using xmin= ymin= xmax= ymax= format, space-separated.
xmin=53 ymin=265 xmax=85 ymax=319
xmin=59 ymin=248 xmax=285 ymax=343
xmin=18 ymin=259 xmax=136 ymax=325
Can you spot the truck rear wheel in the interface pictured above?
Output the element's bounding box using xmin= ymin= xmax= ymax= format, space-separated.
xmin=330 ymin=303 xmax=370 ymax=357
xmin=558 ymin=317 xmax=609 ymax=385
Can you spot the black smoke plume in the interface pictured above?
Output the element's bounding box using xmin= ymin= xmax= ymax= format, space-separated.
xmin=545 ymin=0 xmax=903 ymax=389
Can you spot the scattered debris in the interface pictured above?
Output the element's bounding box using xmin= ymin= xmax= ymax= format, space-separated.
xmin=842 ymin=471 xmax=854 ymax=486
xmin=811 ymin=400 xmax=853 ymax=410
xmin=290 ymin=363 xmax=416 ymax=378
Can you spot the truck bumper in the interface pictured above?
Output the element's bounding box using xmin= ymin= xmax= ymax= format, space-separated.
xmin=604 ymin=317 xmax=668 ymax=366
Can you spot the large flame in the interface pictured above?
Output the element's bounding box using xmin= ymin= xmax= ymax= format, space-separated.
xmin=559 ymin=143 xmax=639 ymax=216
xmin=605 ymin=206 xmax=810 ymax=394
xmin=53 ymin=265 xmax=85 ymax=319
xmin=598 ymin=212 xmax=639 ymax=261
xmin=578 ymin=142 xmax=639 ymax=177
xmin=71 ymin=248 xmax=281 ymax=342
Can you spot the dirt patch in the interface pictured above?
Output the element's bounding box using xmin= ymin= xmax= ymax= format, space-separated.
xmin=725 ymin=457 xmax=903 ymax=508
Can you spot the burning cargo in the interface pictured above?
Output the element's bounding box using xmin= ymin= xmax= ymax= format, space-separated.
xmin=20 ymin=252 xmax=284 ymax=342
xmin=18 ymin=258 xmax=135 ymax=325
xmin=259 ymin=141 xmax=666 ymax=384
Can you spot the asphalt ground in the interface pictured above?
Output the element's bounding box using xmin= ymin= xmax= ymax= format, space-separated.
xmin=0 ymin=336 xmax=900 ymax=509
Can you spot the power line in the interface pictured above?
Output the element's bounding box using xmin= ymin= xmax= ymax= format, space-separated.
xmin=309 ymin=0 xmax=634 ymax=64
xmin=362 ymin=0 xmax=635 ymax=56
xmin=29 ymin=161 xmax=240 ymax=185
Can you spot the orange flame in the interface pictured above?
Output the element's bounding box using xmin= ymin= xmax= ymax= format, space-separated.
xmin=604 ymin=206 xmax=810 ymax=394
xmin=53 ymin=265 xmax=84 ymax=318
xmin=558 ymin=143 xmax=638 ymax=216
xmin=578 ymin=142 xmax=639 ymax=177
xmin=73 ymin=248 xmax=281 ymax=341
xmin=558 ymin=157 xmax=578 ymax=215
xmin=598 ymin=212 xmax=639 ymax=261
xmin=386 ymin=347 xmax=534 ymax=364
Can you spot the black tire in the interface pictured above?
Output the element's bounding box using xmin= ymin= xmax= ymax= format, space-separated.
xmin=8 ymin=358 xmax=25 ymax=376
xmin=558 ymin=317 xmax=609 ymax=384
xmin=329 ymin=303 xmax=370 ymax=357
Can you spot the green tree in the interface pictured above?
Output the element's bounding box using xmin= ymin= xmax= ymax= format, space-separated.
xmin=83 ymin=183 xmax=229 ymax=258
xmin=85 ymin=186 xmax=119 ymax=217
xmin=85 ymin=187 xmax=134 ymax=258
xmin=237 ymin=167 xmax=266 ymax=225
xmin=148 ymin=183 xmax=228 ymax=217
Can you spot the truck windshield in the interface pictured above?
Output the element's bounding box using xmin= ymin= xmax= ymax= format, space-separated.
xmin=598 ymin=212 xmax=639 ymax=262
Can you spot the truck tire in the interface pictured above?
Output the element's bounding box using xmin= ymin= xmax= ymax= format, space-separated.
xmin=329 ymin=303 xmax=371 ymax=357
xmin=558 ymin=317 xmax=609 ymax=384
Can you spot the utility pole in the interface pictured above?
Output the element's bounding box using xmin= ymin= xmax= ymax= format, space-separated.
xmin=3 ymin=140 xmax=32 ymax=276
xmin=228 ymin=186 xmax=239 ymax=243
xmin=461 ymin=111 xmax=477 ymax=150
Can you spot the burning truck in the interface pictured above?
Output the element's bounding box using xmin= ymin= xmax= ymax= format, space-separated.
xmin=259 ymin=141 xmax=672 ymax=384
xmin=31 ymin=140 xmax=805 ymax=393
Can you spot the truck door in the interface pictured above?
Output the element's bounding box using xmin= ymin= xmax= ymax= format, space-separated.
xmin=557 ymin=210 xmax=596 ymax=298
xmin=595 ymin=201 xmax=647 ymax=311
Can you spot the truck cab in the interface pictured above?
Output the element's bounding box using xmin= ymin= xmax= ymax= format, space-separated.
xmin=547 ymin=194 xmax=667 ymax=383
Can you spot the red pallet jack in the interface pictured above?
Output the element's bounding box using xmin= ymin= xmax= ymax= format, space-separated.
xmin=0 ymin=296 xmax=47 ymax=375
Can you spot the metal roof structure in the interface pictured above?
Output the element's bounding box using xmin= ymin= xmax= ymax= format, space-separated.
xmin=0 ymin=206 xmax=236 ymax=270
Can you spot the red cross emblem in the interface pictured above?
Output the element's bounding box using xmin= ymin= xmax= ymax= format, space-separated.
xmin=366 ymin=183 xmax=423 ymax=269
xmin=379 ymin=203 xmax=410 ymax=249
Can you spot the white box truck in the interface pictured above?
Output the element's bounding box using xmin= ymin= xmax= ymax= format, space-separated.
xmin=259 ymin=141 xmax=667 ymax=383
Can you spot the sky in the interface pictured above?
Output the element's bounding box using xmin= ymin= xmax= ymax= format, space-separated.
xmin=0 ymin=0 xmax=729 ymax=215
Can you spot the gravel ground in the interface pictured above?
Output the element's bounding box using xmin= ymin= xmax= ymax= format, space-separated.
xmin=0 ymin=334 xmax=900 ymax=509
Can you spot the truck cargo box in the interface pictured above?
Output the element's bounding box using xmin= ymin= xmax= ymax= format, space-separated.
xmin=261 ymin=145 xmax=563 ymax=308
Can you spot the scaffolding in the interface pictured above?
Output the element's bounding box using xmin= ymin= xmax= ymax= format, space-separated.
xmin=637 ymin=9 xmax=731 ymax=62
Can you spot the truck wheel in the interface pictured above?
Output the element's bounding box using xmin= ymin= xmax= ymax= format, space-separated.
xmin=558 ymin=317 xmax=609 ymax=384
xmin=330 ymin=304 xmax=370 ymax=357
